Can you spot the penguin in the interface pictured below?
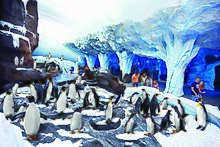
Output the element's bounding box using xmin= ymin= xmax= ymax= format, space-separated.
xmin=150 ymin=94 xmax=160 ymax=116
xmin=125 ymin=112 xmax=136 ymax=134
xmin=67 ymin=81 xmax=77 ymax=103
xmin=145 ymin=116 xmax=157 ymax=136
xmin=172 ymin=106 xmax=186 ymax=133
xmin=176 ymin=99 xmax=185 ymax=117
xmin=11 ymin=100 xmax=47 ymax=140
xmin=113 ymin=95 xmax=122 ymax=107
xmin=44 ymin=79 xmax=53 ymax=105
xmin=20 ymin=56 xmax=24 ymax=66
xmin=83 ymin=92 xmax=90 ymax=108
xmin=16 ymin=103 xmax=28 ymax=122
xmin=56 ymin=86 xmax=68 ymax=114
xmin=60 ymin=55 xmax=64 ymax=61
xmin=90 ymin=88 xmax=100 ymax=109
xmin=160 ymin=110 xmax=172 ymax=131
xmin=134 ymin=96 xmax=142 ymax=113
xmin=34 ymin=81 xmax=44 ymax=103
xmin=196 ymin=102 xmax=207 ymax=131
xmin=141 ymin=89 xmax=149 ymax=101
xmin=129 ymin=92 xmax=140 ymax=105
xmin=106 ymin=96 xmax=114 ymax=124
xmin=14 ymin=56 xmax=19 ymax=66
xmin=2 ymin=90 xmax=14 ymax=119
xmin=12 ymin=83 xmax=19 ymax=96
xmin=30 ymin=83 xmax=38 ymax=102
xmin=33 ymin=59 xmax=37 ymax=70
xmin=48 ymin=53 xmax=52 ymax=59
xmin=140 ymin=92 xmax=151 ymax=117
xmin=70 ymin=108 xmax=83 ymax=134
xmin=160 ymin=97 xmax=169 ymax=110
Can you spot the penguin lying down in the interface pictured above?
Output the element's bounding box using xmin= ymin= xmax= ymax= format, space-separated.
xmin=11 ymin=96 xmax=48 ymax=141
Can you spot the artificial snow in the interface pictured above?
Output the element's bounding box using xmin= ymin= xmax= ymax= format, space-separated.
xmin=38 ymin=139 xmax=83 ymax=147
xmin=57 ymin=129 xmax=93 ymax=139
xmin=116 ymin=131 xmax=148 ymax=141
xmin=81 ymin=109 xmax=105 ymax=116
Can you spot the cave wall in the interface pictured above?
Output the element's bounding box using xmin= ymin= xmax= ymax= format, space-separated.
xmin=0 ymin=0 xmax=39 ymax=65
xmin=187 ymin=48 xmax=220 ymax=90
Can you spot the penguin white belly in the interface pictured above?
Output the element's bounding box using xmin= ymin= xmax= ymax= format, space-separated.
xmin=3 ymin=96 xmax=14 ymax=117
xmin=68 ymin=84 xmax=76 ymax=100
xmin=174 ymin=113 xmax=180 ymax=131
xmin=16 ymin=106 xmax=26 ymax=114
xmin=106 ymin=104 xmax=113 ymax=120
xmin=197 ymin=107 xmax=206 ymax=127
xmin=146 ymin=118 xmax=154 ymax=135
xmin=126 ymin=118 xmax=134 ymax=133
xmin=132 ymin=95 xmax=138 ymax=105
xmin=57 ymin=93 xmax=67 ymax=113
xmin=30 ymin=85 xmax=38 ymax=102
xmin=142 ymin=92 xmax=146 ymax=101
xmin=89 ymin=92 xmax=96 ymax=108
xmin=24 ymin=103 xmax=40 ymax=135
xmin=14 ymin=57 xmax=19 ymax=66
xmin=177 ymin=104 xmax=183 ymax=116
xmin=161 ymin=101 xmax=167 ymax=109
xmin=12 ymin=84 xmax=19 ymax=95
xmin=45 ymin=83 xmax=53 ymax=102
xmin=70 ymin=112 xmax=82 ymax=130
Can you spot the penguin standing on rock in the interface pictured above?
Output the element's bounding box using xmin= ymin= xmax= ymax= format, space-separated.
xmin=125 ymin=112 xmax=136 ymax=134
xmin=173 ymin=106 xmax=186 ymax=133
xmin=83 ymin=86 xmax=99 ymax=109
xmin=106 ymin=96 xmax=114 ymax=124
xmin=30 ymin=83 xmax=38 ymax=102
xmin=70 ymin=108 xmax=83 ymax=134
xmin=160 ymin=110 xmax=172 ymax=131
xmin=33 ymin=59 xmax=37 ymax=70
xmin=160 ymin=97 xmax=169 ymax=110
xmin=145 ymin=116 xmax=157 ymax=136
xmin=176 ymin=99 xmax=185 ymax=117
xmin=140 ymin=91 xmax=150 ymax=116
xmin=150 ymin=94 xmax=160 ymax=116
xmin=56 ymin=86 xmax=68 ymax=114
xmin=44 ymin=78 xmax=53 ymax=105
xmin=67 ymin=81 xmax=77 ymax=103
xmin=14 ymin=56 xmax=19 ymax=66
xmin=2 ymin=90 xmax=14 ymax=119
xmin=11 ymin=97 xmax=47 ymax=141
xmin=196 ymin=102 xmax=207 ymax=131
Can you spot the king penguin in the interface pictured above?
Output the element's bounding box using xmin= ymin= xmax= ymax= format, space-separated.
xmin=70 ymin=108 xmax=83 ymax=134
xmin=125 ymin=112 xmax=136 ymax=134
xmin=150 ymin=94 xmax=160 ymax=116
xmin=176 ymin=99 xmax=185 ymax=117
xmin=160 ymin=97 xmax=169 ymax=110
xmin=30 ymin=83 xmax=38 ymax=102
xmin=2 ymin=90 xmax=14 ymax=119
xmin=196 ymin=102 xmax=207 ymax=131
xmin=173 ymin=106 xmax=186 ymax=133
xmin=145 ymin=115 xmax=157 ymax=136
xmin=106 ymin=96 xmax=114 ymax=124
xmin=56 ymin=86 xmax=68 ymax=114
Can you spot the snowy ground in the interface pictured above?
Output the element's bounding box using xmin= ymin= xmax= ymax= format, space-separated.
xmin=0 ymin=86 xmax=220 ymax=147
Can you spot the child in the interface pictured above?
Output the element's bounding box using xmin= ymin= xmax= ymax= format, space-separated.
xmin=152 ymin=80 xmax=159 ymax=90
xmin=140 ymin=73 xmax=147 ymax=86
xmin=146 ymin=76 xmax=153 ymax=87
xmin=198 ymin=81 xmax=206 ymax=101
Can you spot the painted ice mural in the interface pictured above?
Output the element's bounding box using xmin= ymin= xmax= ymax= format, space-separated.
xmin=66 ymin=0 xmax=220 ymax=96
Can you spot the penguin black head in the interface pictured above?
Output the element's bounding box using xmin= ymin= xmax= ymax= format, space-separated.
xmin=177 ymin=99 xmax=181 ymax=104
xmin=164 ymin=97 xmax=169 ymax=100
xmin=23 ymin=102 xmax=28 ymax=108
xmin=154 ymin=93 xmax=160 ymax=97
xmin=6 ymin=89 xmax=12 ymax=95
xmin=61 ymin=86 xmax=67 ymax=91
xmin=110 ymin=95 xmax=114 ymax=101
xmin=142 ymin=89 xmax=146 ymax=91
xmin=28 ymin=95 xmax=35 ymax=103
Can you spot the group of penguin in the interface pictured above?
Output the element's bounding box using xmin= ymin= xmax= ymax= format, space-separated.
xmin=0 ymin=80 xmax=208 ymax=141
xmin=124 ymin=89 xmax=208 ymax=136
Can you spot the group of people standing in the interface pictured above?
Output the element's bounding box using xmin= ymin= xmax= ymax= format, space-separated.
xmin=191 ymin=77 xmax=205 ymax=103
xmin=131 ymin=71 xmax=159 ymax=90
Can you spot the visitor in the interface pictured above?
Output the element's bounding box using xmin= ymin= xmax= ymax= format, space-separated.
xmin=199 ymin=81 xmax=206 ymax=101
xmin=132 ymin=71 xmax=139 ymax=87
xmin=191 ymin=77 xmax=200 ymax=102
xmin=140 ymin=73 xmax=147 ymax=86
xmin=146 ymin=76 xmax=153 ymax=87
xmin=152 ymin=80 xmax=159 ymax=90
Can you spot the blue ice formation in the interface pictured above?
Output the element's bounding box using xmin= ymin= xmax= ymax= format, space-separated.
xmin=65 ymin=0 xmax=220 ymax=96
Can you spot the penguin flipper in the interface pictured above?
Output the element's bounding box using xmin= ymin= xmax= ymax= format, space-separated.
xmin=40 ymin=112 xmax=47 ymax=120
xmin=13 ymin=106 xmax=20 ymax=112
xmin=11 ymin=112 xmax=25 ymax=121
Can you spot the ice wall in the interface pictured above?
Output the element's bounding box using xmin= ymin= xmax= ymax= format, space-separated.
xmin=85 ymin=55 xmax=97 ymax=70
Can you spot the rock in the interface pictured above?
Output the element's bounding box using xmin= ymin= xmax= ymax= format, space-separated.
xmin=123 ymin=73 xmax=131 ymax=83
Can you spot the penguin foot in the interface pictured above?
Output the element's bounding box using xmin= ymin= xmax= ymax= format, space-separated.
xmin=144 ymin=133 xmax=152 ymax=136
xmin=201 ymin=127 xmax=205 ymax=131
xmin=196 ymin=126 xmax=202 ymax=129
xmin=78 ymin=130 xmax=83 ymax=133
xmin=172 ymin=130 xmax=177 ymax=134
xmin=27 ymin=135 xmax=38 ymax=141
xmin=92 ymin=107 xmax=96 ymax=110
xmin=131 ymin=132 xmax=135 ymax=134
xmin=71 ymin=130 xmax=75 ymax=134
